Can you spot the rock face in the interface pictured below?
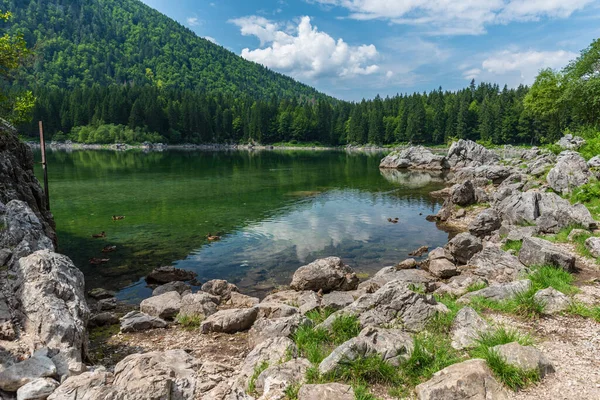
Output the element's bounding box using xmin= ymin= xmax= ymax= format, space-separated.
xmin=446 ymin=139 xmax=500 ymax=169
xmin=547 ymin=151 xmax=591 ymax=194
xmin=120 ymin=311 xmax=167 ymax=333
xmin=14 ymin=250 xmax=89 ymax=378
xmin=200 ymin=307 xmax=258 ymax=334
xmin=319 ymin=327 xmax=413 ymax=375
xmin=0 ymin=353 xmax=56 ymax=392
xmin=320 ymin=280 xmax=446 ymax=332
xmin=298 ymin=383 xmax=355 ymax=400
xmin=469 ymin=209 xmax=502 ymax=238
xmin=290 ymin=257 xmax=359 ymax=292
xmin=492 ymin=342 xmax=554 ymax=378
xmin=415 ymin=359 xmax=508 ymax=400
xmin=145 ymin=266 xmax=196 ymax=284
xmin=519 ymin=237 xmax=576 ymax=271
xmin=379 ymin=146 xmax=447 ymax=170
xmin=534 ymin=287 xmax=570 ymax=314
xmin=445 ymin=233 xmax=483 ymax=265
xmin=0 ymin=200 xmax=54 ymax=261
xmin=585 ymin=237 xmax=600 ymax=258
xmin=451 ymin=307 xmax=490 ymax=350
xmin=466 ymin=247 xmax=526 ymax=283
xmin=201 ymin=279 xmax=239 ymax=301
xmin=140 ymin=291 xmax=181 ymax=320
xmin=0 ymin=122 xmax=56 ymax=245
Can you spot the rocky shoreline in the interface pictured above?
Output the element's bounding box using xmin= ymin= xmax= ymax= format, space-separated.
xmin=2 ymin=121 xmax=600 ymax=400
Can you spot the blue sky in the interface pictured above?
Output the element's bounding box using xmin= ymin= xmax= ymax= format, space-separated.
xmin=140 ymin=0 xmax=600 ymax=101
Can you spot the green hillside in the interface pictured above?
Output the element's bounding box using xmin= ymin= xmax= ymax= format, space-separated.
xmin=0 ymin=0 xmax=323 ymax=99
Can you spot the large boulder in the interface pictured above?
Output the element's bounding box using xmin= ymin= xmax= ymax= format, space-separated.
xmin=319 ymin=280 xmax=447 ymax=332
xmin=255 ymin=358 xmax=311 ymax=398
xmin=319 ymin=327 xmax=413 ymax=375
xmin=298 ymin=383 xmax=354 ymax=400
xmin=519 ymin=237 xmax=576 ymax=271
xmin=112 ymin=350 xmax=199 ymax=399
xmin=47 ymin=368 xmax=118 ymax=400
xmin=0 ymin=352 xmax=56 ymax=392
xmin=491 ymin=342 xmax=554 ymax=378
xmin=557 ymin=134 xmax=585 ymax=150
xmin=139 ymin=291 xmax=181 ymax=320
xmin=451 ymin=307 xmax=490 ymax=350
xmin=446 ymin=139 xmax=500 ymax=169
xmin=469 ymin=209 xmax=502 ymax=238
xmin=379 ymin=146 xmax=448 ymax=170
xmin=200 ymin=307 xmax=258 ymax=334
xmin=13 ymin=250 xmax=89 ymax=378
xmin=145 ymin=266 xmax=196 ymax=284
xmin=120 ymin=311 xmax=167 ymax=333
xmin=290 ymin=257 xmax=358 ymax=292
xmin=415 ymin=359 xmax=508 ymax=400
xmin=450 ymin=181 xmax=476 ymax=206
xmin=547 ymin=151 xmax=591 ymax=194
xmin=179 ymin=292 xmax=219 ymax=318
xmin=201 ymin=279 xmax=239 ymax=302
xmin=445 ymin=233 xmax=483 ymax=265
xmin=465 ymin=247 xmax=527 ymax=283
xmin=16 ymin=377 xmax=60 ymax=400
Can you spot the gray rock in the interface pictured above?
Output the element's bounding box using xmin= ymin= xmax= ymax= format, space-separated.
xmin=585 ymin=237 xmax=600 ymax=258
xmin=359 ymin=267 xmax=435 ymax=293
xmin=428 ymin=258 xmax=458 ymax=279
xmin=396 ymin=258 xmax=417 ymax=270
xmin=196 ymin=362 xmax=235 ymax=395
xmin=466 ymin=247 xmax=527 ymax=283
xmin=200 ymin=307 xmax=258 ymax=334
xmin=255 ymin=358 xmax=311 ymax=397
xmin=145 ymin=266 xmax=196 ymax=284
xmin=320 ymin=280 xmax=447 ymax=332
xmin=459 ymin=280 xmax=531 ymax=304
xmin=469 ymin=209 xmax=501 ymax=238
xmin=547 ymin=151 xmax=591 ymax=194
xmin=446 ymin=139 xmax=500 ymax=169
xmin=88 ymin=312 xmax=119 ymax=328
xmin=152 ymin=281 xmax=191 ymax=297
xmin=557 ymin=134 xmax=585 ymax=150
xmin=225 ymin=292 xmax=259 ymax=308
xmin=256 ymin=302 xmax=299 ymax=319
xmin=492 ymin=342 xmax=554 ymax=378
xmin=537 ymin=192 xmax=597 ymax=232
xmin=434 ymin=275 xmax=487 ymax=298
xmin=47 ymin=368 xmax=117 ymax=400
xmin=139 ymin=291 xmax=181 ymax=320
xmin=445 ymin=233 xmax=483 ymax=265
xmin=15 ymin=251 xmax=89 ymax=378
xmin=0 ymin=354 xmax=56 ymax=392
xmin=567 ymin=229 xmax=590 ymax=242
xmin=298 ymin=383 xmax=354 ymax=400
xmin=120 ymin=311 xmax=167 ymax=333
xmin=534 ymin=287 xmax=571 ymax=314
xmin=239 ymin=337 xmax=297 ymax=387
xmin=415 ymin=359 xmax=508 ymax=400
xmin=0 ymin=201 xmax=54 ymax=261
xmin=112 ymin=350 xmax=199 ymax=400
xmin=451 ymin=307 xmax=490 ymax=350
xmin=319 ymin=327 xmax=413 ymax=375
xmin=16 ymin=378 xmax=59 ymax=400
xmin=262 ymin=290 xmax=320 ymax=315
xmin=321 ymin=292 xmax=355 ymax=311
xmin=248 ymin=314 xmax=312 ymax=347
xmin=519 ymin=237 xmax=576 ymax=271
xmin=201 ymin=279 xmax=239 ymax=302
xmin=588 ymin=155 xmax=600 ymax=168
xmin=450 ymin=181 xmax=476 ymax=206
xmin=96 ymin=298 xmax=117 ymax=311
xmin=379 ymin=146 xmax=448 ymax=170
xmin=179 ymin=292 xmax=219 ymax=318
xmin=495 ymin=191 xmax=539 ymax=226
xmin=290 ymin=257 xmax=359 ymax=292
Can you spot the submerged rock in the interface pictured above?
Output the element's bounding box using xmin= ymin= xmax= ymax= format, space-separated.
xmin=152 ymin=281 xmax=191 ymax=297
xmin=290 ymin=257 xmax=359 ymax=292
xmin=145 ymin=266 xmax=196 ymax=284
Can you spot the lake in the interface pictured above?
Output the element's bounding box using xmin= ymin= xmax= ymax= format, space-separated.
xmin=34 ymin=149 xmax=451 ymax=302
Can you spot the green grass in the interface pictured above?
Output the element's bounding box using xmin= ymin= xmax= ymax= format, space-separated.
xmin=430 ymin=295 xmax=463 ymax=334
xmin=305 ymin=308 xmax=336 ymax=325
xmin=330 ymin=315 xmax=362 ymax=345
xmin=542 ymin=225 xmax=598 ymax=261
xmin=567 ymin=302 xmax=600 ymax=322
xmin=466 ymin=281 xmax=488 ymax=293
xmin=353 ymin=384 xmax=379 ymax=400
xmin=175 ymin=313 xmax=203 ymax=330
xmin=528 ymin=266 xmax=578 ymax=295
xmin=571 ymin=178 xmax=600 ymax=220
xmin=247 ymin=361 xmax=269 ymax=394
xmin=502 ymin=239 xmax=523 ymax=253
xmin=408 ymin=283 xmax=426 ymax=294
xmin=332 ymin=354 xmax=399 ymax=385
xmin=283 ymin=383 xmax=301 ymax=400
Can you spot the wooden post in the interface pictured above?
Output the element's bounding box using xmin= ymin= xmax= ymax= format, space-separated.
xmin=38 ymin=121 xmax=50 ymax=210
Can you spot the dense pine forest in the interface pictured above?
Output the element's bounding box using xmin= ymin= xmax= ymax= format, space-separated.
xmin=1 ymin=0 xmax=599 ymax=146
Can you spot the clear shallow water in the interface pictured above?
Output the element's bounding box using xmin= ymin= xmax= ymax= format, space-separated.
xmin=34 ymin=149 xmax=451 ymax=301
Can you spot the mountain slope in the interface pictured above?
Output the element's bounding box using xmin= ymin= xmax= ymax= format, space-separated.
xmin=0 ymin=0 xmax=323 ymax=99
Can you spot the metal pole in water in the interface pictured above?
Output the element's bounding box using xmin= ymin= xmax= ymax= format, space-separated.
xmin=38 ymin=121 xmax=50 ymax=210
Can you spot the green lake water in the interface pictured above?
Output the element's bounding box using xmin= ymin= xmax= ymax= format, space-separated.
xmin=34 ymin=149 xmax=451 ymax=302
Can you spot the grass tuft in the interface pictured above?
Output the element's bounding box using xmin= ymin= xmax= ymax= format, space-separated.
xmin=330 ymin=315 xmax=361 ymax=345
xmin=501 ymin=239 xmax=523 ymax=253
xmin=305 ymin=308 xmax=336 ymax=325
xmin=283 ymin=383 xmax=301 ymax=400
xmin=175 ymin=313 xmax=203 ymax=330
xmin=247 ymin=361 xmax=269 ymax=394
xmin=479 ymin=347 xmax=540 ymax=390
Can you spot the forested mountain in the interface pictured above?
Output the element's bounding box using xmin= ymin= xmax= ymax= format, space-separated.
xmin=1 ymin=0 xmax=598 ymax=147
xmin=0 ymin=0 xmax=323 ymax=99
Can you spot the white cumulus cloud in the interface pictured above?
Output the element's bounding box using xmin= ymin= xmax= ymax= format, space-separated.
xmin=186 ymin=17 xmax=200 ymax=27
xmin=230 ymin=15 xmax=380 ymax=79
xmin=312 ymin=0 xmax=595 ymax=35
